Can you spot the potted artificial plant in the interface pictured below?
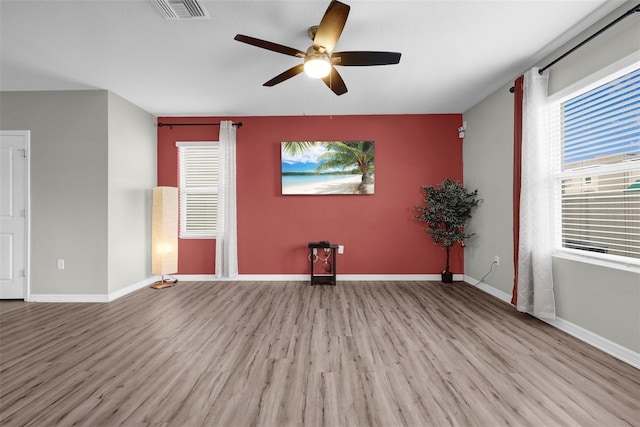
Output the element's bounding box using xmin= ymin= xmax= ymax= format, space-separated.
xmin=413 ymin=178 xmax=479 ymax=283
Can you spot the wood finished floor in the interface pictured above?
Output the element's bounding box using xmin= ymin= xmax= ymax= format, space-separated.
xmin=0 ymin=280 xmax=638 ymax=427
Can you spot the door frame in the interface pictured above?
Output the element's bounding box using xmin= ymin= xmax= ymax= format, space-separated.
xmin=1 ymin=130 xmax=30 ymax=300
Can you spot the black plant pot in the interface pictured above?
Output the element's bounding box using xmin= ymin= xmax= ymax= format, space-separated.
xmin=441 ymin=271 xmax=453 ymax=283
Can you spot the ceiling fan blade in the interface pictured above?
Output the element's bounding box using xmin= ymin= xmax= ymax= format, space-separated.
xmin=263 ymin=64 xmax=306 ymax=87
xmin=332 ymin=51 xmax=402 ymax=66
xmin=313 ymin=0 xmax=350 ymax=54
xmin=321 ymin=67 xmax=348 ymax=96
xmin=234 ymin=34 xmax=305 ymax=58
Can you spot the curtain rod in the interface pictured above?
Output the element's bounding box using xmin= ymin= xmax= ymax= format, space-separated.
xmin=509 ymin=2 xmax=640 ymax=93
xmin=157 ymin=121 xmax=243 ymax=129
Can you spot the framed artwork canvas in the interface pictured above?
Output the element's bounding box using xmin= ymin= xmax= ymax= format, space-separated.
xmin=281 ymin=141 xmax=375 ymax=195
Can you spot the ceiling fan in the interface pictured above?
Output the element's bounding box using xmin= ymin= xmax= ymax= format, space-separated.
xmin=234 ymin=0 xmax=401 ymax=96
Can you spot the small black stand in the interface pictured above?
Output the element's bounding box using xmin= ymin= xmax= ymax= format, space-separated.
xmin=308 ymin=242 xmax=338 ymax=286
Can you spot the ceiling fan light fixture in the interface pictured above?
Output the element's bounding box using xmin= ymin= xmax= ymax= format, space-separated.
xmin=304 ymin=52 xmax=331 ymax=79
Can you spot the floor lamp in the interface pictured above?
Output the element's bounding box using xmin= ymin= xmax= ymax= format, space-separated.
xmin=151 ymin=186 xmax=178 ymax=289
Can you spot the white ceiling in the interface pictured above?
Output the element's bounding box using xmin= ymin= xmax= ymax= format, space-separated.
xmin=0 ymin=0 xmax=626 ymax=117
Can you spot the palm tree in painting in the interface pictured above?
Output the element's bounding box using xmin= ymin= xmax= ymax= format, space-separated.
xmin=281 ymin=141 xmax=317 ymax=156
xmin=316 ymin=141 xmax=374 ymax=194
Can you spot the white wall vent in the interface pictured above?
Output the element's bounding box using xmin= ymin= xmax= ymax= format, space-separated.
xmin=151 ymin=0 xmax=210 ymax=20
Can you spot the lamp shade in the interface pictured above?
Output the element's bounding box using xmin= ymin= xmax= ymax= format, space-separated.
xmin=151 ymin=186 xmax=178 ymax=275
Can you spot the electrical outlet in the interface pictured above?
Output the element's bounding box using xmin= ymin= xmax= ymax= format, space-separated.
xmin=494 ymin=255 xmax=500 ymax=266
xmin=338 ymin=245 xmax=344 ymax=254
xmin=57 ymin=259 xmax=65 ymax=270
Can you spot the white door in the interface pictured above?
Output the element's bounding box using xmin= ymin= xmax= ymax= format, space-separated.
xmin=0 ymin=131 xmax=29 ymax=299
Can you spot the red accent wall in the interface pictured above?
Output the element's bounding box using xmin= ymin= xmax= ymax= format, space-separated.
xmin=157 ymin=114 xmax=464 ymax=275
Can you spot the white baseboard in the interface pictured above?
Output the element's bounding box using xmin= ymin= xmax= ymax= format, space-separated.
xmin=173 ymin=274 xmax=464 ymax=282
xmin=108 ymin=277 xmax=158 ymax=301
xmin=337 ymin=274 xmax=464 ymax=281
xmin=28 ymin=277 xmax=158 ymax=303
xmin=173 ymin=274 xmax=218 ymax=281
xmin=28 ymin=274 xmax=458 ymax=303
xmin=465 ymin=274 xmax=640 ymax=369
xmin=28 ymin=293 xmax=109 ymax=303
xmin=542 ymin=316 xmax=640 ymax=369
xmin=464 ymin=274 xmax=512 ymax=303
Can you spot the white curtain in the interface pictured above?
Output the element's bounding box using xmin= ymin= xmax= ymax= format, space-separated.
xmin=216 ymin=121 xmax=238 ymax=278
xmin=517 ymin=67 xmax=556 ymax=319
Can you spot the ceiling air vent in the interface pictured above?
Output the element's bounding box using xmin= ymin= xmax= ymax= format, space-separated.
xmin=151 ymin=0 xmax=210 ymax=20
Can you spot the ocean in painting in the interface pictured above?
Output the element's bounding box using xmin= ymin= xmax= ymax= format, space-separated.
xmin=282 ymin=174 xmax=356 ymax=187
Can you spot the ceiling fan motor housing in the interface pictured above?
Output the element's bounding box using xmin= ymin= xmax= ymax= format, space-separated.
xmin=307 ymin=25 xmax=319 ymax=41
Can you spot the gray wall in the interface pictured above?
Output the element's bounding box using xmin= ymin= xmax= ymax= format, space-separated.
xmin=107 ymin=92 xmax=156 ymax=294
xmin=463 ymin=1 xmax=640 ymax=353
xmin=462 ymin=82 xmax=515 ymax=295
xmin=0 ymin=91 xmax=109 ymax=295
xmin=0 ymin=90 xmax=156 ymax=297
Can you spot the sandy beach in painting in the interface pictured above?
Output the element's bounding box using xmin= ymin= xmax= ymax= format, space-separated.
xmin=283 ymin=175 xmax=374 ymax=195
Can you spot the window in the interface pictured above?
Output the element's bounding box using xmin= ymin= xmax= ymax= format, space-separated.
xmin=176 ymin=141 xmax=218 ymax=238
xmin=551 ymin=66 xmax=640 ymax=265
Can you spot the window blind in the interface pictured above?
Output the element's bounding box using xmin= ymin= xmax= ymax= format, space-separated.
xmin=562 ymin=69 xmax=640 ymax=168
xmin=177 ymin=142 xmax=218 ymax=238
xmin=554 ymin=67 xmax=640 ymax=262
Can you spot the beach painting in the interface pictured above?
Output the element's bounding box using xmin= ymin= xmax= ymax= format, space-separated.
xmin=281 ymin=141 xmax=375 ymax=195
